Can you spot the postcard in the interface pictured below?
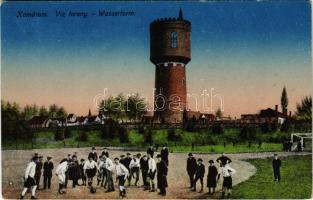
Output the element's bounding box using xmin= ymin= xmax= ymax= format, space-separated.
xmin=1 ymin=1 xmax=312 ymax=199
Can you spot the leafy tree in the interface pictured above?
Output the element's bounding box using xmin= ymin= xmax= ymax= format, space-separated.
xmin=48 ymin=104 xmax=58 ymax=118
xmin=125 ymin=93 xmax=147 ymax=121
xmin=295 ymin=96 xmax=312 ymax=121
xmin=22 ymin=104 xmax=39 ymax=120
xmin=215 ymin=108 xmax=222 ymax=119
xmin=39 ymin=106 xmax=49 ymax=117
xmin=56 ymin=106 xmax=67 ymax=118
xmin=281 ymin=86 xmax=288 ymax=114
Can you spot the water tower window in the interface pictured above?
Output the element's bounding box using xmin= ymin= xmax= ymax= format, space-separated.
xmin=171 ymin=32 xmax=178 ymax=48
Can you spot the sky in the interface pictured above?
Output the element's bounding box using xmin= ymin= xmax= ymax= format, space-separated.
xmin=1 ymin=1 xmax=312 ymax=117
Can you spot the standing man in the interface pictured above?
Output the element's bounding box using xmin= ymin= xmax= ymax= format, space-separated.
xmin=43 ymin=156 xmax=54 ymax=190
xmin=124 ymin=153 xmax=132 ymax=186
xmin=114 ymin=157 xmax=129 ymax=198
xmin=147 ymin=145 xmax=155 ymax=158
xmin=160 ymin=144 xmax=169 ymax=166
xmin=272 ymin=153 xmax=282 ymax=182
xmin=218 ymin=163 xmax=236 ymax=199
xmin=186 ymin=153 xmax=197 ymax=188
xmin=140 ymin=155 xmax=149 ymax=191
xmin=147 ymin=153 xmax=157 ymax=192
xmin=156 ymin=154 xmax=168 ymax=196
xmin=216 ymin=153 xmax=232 ymax=166
xmin=19 ymin=156 xmax=38 ymax=199
xmin=88 ymin=147 xmax=98 ymax=162
xmin=192 ymin=158 xmax=205 ymax=193
xmin=129 ymin=154 xmax=141 ymax=186
xmin=69 ymin=155 xmax=81 ymax=188
xmin=207 ymin=160 xmax=218 ymax=195
xmin=35 ymin=156 xmax=43 ymax=190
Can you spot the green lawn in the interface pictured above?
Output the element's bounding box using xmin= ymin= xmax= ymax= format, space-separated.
xmin=231 ymin=155 xmax=312 ymax=199
xmin=2 ymin=128 xmax=284 ymax=153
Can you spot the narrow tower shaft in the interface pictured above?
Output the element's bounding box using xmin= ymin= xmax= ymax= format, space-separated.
xmin=150 ymin=10 xmax=191 ymax=123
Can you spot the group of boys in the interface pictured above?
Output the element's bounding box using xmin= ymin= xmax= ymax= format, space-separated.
xmin=19 ymin=154 xmax=54 ymax=199
xmin=19 ymin=145 xmax=170 ymax=199
xmin=186 ymin=152 xmax=236 ymax=199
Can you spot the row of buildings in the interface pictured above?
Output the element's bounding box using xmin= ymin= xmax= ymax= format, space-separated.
xmin=28 ymin=104 xmax=291 ymax=129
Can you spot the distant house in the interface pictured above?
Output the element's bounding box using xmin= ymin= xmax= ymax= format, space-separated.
xmin=86 ymin=115 xmax=101 ymax=125
xmin=28 ymin=116 xmax=51 ymax=128
xmin=259 ymin=105 xmax=287 ymax=124
xmin=240 ymin=105 xmax=289 ymax=125
xmin=77 ymin=116 xmax=88 ymax=125
xmin=184 ymin=110 xmax=215 ymax=123
xmin=50 ymin=117 xmax=66 ymax=127
xmin=66 ymin=113 xmax=78 ymax=126
xmin=241 ymin=114 xmax=259 ymax=123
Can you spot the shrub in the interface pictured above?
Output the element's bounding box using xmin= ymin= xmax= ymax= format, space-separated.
xmin=144 ymin=129 xmax=153 ymax=144
xmin=64 ymin=128 xmax=71 ymax=138
xmin=167 ymin=129 xmax=182 ymax=142
xmin=240 ymin=126 xmax=257 ymax=140
xmin=211 ymin=123 xmax=224 ymax=134
xmin=78 ymin=131 xmax=88 ymax=141
xmin=118 ymin=127 xmax=129 ymax=143
xmin=54 ymin=129 xmax=64 ymax=141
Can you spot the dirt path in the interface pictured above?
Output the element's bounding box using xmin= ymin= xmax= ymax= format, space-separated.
xmin=2 ymin=148 xmax=310 ymax=199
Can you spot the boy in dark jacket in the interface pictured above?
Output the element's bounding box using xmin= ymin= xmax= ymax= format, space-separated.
xmin=207 ymin=160 xmax=218 ymax=194
xmin=186 ymin=153 xmax=197 ymax=188
xmin=43 ymin=156 xmax=54 ymax=189
xmin=192 ymin=158 xmax=205 ymax=193
xmin=79 ymin=159 xmax=86 ymax=186
xmin=140 ymin=155 xmax=149 ymax=190
xmin=156 ymin=154 xmax=168 ymax=196
xmin=272 ymin=153 xmax=281 ymax=182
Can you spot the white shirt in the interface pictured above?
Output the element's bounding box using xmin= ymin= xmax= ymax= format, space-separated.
xmin=129 ymin=158 xmax=140 ymax=169
xmin=105 ymin=158 xmax=114 ymax=172
xmin=55 ymin=161 xmax=68 ymax=176
xmin=148 ymin=158 xmax=156 ymax=172
xmin=115 ymin=163 xmax=129 ymax=177
xmin=98 ymin=160 xmax=106 ymax=169
xmin=220 ymin=164 xmax=236 ymax=177
xmin=84 ymin=160 xmax=98 ymax=170
xmin=25 ymin=161 xmax=36 ymax=179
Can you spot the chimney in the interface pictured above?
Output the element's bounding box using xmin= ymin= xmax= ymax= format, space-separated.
xmin=289 ymin=111 xmax=292 ymax=117
xmin=275 ymin=105 xmax=278 ymax=112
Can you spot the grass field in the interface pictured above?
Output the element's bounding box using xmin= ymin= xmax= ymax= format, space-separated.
xmin=2 ymin=128 xmax=285 ymax=153
xmin=231 ymin=155 xmax=312 ymax=199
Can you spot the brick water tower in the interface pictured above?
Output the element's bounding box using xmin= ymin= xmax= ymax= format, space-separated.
xmin=150 ymin=9 xmax=191 ymax=123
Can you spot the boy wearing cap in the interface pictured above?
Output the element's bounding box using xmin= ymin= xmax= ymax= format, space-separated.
xmin=129 ymin=154 xmax=141 ymax=186
xmin=272 ymin=153 xmax=281 ymax=182
xmin=20 ymin=156 xmax=39 ymax=199
xmin=207 ymin=160 xmax=218 ymax=195
xmin=55 ymin=159 xmax=69 ymax=194
xmin=35 ymin=156 xmax=43 ymax=190
xmin=218 ymin=163 xmax=236 ymax=199
xmin=79 ymin=159 xmax=86 ymax=186
xmin=114 ymin=157 xmax=129 ymax=198
xmin=43 ymin=156 xmax=54 ymax=190
xmin=124 ymin=153 xmax=132 ymax=186
xmin=147 ymin=153 xmax=157 ymax=192
xmin=88 ymin=147 xmax=98 ymax=162
xmin=186 ymin=153 xmax=197 ymax=188
xmin=192 ymin=158 xmax=205 ymax=193
xmin=156 ymin=154 xmax=168 ymax=196
xmin=140 ymin=155 xmax=149 ymax=190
